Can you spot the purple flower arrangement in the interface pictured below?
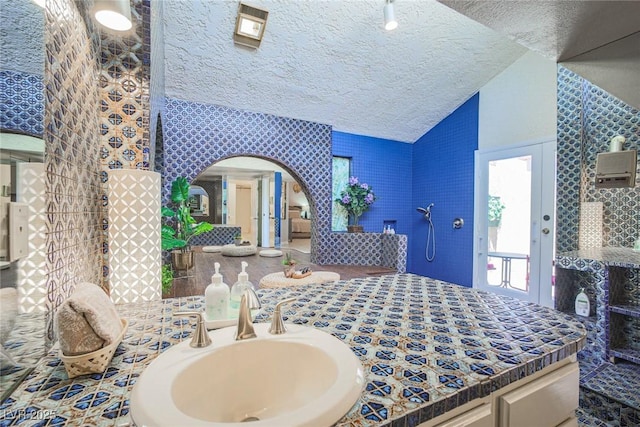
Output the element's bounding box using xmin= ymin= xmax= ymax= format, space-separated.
xmin=335 ymin=176 xmax=377 ymax=225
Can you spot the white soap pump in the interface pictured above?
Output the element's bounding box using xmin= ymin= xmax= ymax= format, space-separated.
xmin=205 ymin=262 xmax=230 ymax=321
xmin=575 ymin=287 xmax=590 ymax=317
xmin=230 ymin=261 xmax=255 ymax=309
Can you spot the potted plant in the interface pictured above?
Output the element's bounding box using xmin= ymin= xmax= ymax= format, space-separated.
xmin=161 ymin=264 xmax=174 ymax=296
xmin=488 ymin=195 xmax=506 ymax=227
xmin=161 ymin=177 xmax=214 ymax=270
xmin=335 ymin=176 xmax=377 ymax=232
xmin=233 ymin=232 xmax=242 ymax=246
xmin=488 ymin=195 xmax=506 ymax=252
xmin=282 ymin=252 xmax=297 ymax=278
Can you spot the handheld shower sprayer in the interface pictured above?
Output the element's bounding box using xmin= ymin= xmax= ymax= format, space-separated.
xmin=416 ymin=203 xmax=436 ymax=261
xmin=416 ymin=203 xmax=434 ymax=220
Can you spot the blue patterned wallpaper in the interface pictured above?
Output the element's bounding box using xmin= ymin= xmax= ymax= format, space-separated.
xmin=556 ymin=66 xmax=640 ymax=252
xmin=410 ymin=94 xmax=479 ymax=286
xmin=0 ymin=70 xmax=44 ymax=136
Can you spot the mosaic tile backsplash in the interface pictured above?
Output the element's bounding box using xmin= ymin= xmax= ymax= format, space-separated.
xmin=556 ymin=66 xmax=640 ymax=253
xmin=1 ymin=274 xmax=585 ymax=426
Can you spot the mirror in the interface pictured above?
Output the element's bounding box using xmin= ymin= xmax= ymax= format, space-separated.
xmin=193 ymin=157 xmax=311 ymax=253
xmin=0 ymin=0 xmax=46 ymax=402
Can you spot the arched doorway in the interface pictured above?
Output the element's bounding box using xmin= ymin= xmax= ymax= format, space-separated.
xmin=191 ymin=156 xmax=313 ymax=254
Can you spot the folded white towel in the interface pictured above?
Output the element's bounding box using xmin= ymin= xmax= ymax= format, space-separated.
xmin=55 ymin=283 xmax=123 ymax=356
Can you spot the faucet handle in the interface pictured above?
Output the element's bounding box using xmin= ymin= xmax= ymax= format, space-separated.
xmin=268 ymin=297 xmax=296 ymax=335
xmin=174 ymin=311 xmax=212 ymax=348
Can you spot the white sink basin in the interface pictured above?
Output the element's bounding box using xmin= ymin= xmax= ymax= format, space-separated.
xmin=130 ymin=323 xmax=365 ymax=426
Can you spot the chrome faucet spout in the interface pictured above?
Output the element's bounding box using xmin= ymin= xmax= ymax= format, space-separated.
xmin=235 ymin=289 xmax=261 ymax=341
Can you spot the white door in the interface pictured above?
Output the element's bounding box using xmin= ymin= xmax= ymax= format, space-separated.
xmin=473 ymin=140 xmax=556 ymax=307
xmin=251 ymin=179 xmax=259 ymax=244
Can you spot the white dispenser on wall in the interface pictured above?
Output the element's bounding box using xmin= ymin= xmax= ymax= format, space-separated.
xmin=575 ymin=288 xmax=590 ymax=317
xmin=205 ymin=262 xmax=230 ymax=321
xmin=230 ymin=261 xmax=255 ymax=309
xmin=595 ymin=136 xmax=637 ymax=188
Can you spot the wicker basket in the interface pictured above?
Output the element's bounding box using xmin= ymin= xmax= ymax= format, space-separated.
xmin=60 ymin=318 xmax=128 ymax=379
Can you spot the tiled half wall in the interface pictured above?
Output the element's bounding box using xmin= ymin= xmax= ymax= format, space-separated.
xmin=161 ymin=98 xmax=407 ymax=269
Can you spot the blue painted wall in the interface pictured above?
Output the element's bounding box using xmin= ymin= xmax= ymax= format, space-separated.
xmin=410 ymin=94 xmax=479 ymax=286
xmin=332 ymin=131 xmax=413 ymax=237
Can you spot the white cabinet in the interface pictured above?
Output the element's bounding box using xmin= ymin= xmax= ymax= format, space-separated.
xmin=419 ymin=357 xmax=579 ymax=427
xmin=435 ymin=403 xmax=492 ymax=427
xmin=499 ymin=362 xmax=579 ymax=427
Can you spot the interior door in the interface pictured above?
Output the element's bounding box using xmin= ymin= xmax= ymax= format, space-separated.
xmin=251 ymin=179 xmax=259 ymax=245
xmin=473 ymin=140 xmax=556 ymax=307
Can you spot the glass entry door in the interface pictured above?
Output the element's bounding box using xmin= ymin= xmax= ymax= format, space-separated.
xmin=474 ymin=141 xmax=556 ymax=307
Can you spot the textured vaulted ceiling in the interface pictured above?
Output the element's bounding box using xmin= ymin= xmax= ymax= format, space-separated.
xmin=162 ymin=1 xmax=640 ymax=143
xmin=162 ymin=0 xmax=527 ymax=143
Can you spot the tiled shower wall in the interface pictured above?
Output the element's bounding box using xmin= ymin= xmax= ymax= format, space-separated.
xmin=44 ymin=0 xmax=104 ymax=331
xmin=556 ymin=66 xmax=640 ymax=253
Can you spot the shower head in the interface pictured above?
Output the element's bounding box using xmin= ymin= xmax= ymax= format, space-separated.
xmin=417 ymin=203 xmax=434 ymax=218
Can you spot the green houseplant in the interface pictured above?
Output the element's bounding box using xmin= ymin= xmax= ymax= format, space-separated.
xmin=488 ymin=195 xmax=506 ymax=227
xmin=335 ymin=176 xmax=377 ymax=232
xmin=161 ymin=177 xmax=214 ymax=270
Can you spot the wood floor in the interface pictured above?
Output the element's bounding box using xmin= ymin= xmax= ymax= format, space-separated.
xmin=164 ymin=247 xmax=396 ymax=298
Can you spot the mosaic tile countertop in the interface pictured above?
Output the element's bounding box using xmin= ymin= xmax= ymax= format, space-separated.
xmin=0 ymin=274 xmax=586 ymax=426
xmin=557 ymin=247 xmax=640 ymax=269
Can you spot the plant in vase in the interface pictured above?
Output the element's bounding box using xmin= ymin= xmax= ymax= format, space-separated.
xmin=233 ymin=232 xmax=242 ymax=246
xmin=488 ymin=195 xmax=506 ymax=252
xmin=161 ymin=177 xmax=214 ymax=270
xmin=335 ymin=176 xmax=377 ymax=232
xmin=488 ymin=195 xmax=506 ymax=227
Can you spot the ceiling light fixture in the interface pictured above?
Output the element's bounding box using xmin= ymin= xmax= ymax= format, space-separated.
xmin=93 ymin=0 xmax=132 ymax=32
xmin=384 ymin=0 xmax=398 ymax=31
xmin=233 ymin=3 xmax=269 ymax=49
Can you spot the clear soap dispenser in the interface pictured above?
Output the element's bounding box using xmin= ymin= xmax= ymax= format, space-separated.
xmin=205 ymin=262 xmax=230 ymax=321
xmin=230 ymin=261 xmax=255 ymax=309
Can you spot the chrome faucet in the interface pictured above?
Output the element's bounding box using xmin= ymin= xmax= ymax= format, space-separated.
xmin=235 ymin=289 xmax=262 ymax=341
xmin=269 ymin=297 xmax=296 ymax=335
xmin=174 ymin=311 xmax=212 ymax=348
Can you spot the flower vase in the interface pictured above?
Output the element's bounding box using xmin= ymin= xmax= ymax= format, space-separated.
xmin=347 ymin=225 xmax=364 ymax=233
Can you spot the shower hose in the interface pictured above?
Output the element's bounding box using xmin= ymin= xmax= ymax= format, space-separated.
xmin=425 ymin=217 xmax=435 ymax=262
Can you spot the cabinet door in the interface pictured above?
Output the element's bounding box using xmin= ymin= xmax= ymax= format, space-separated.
xmin=556 ymin=417 xmax=578 ymax=427
xmin=499 ymin=362 xmax=579 ymax=427
xmin=435 ymin=403 xmax=492 ymax=427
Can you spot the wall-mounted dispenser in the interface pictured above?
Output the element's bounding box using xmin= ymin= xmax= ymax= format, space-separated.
xmin=595 ymin=149 xmax=637 ymax=189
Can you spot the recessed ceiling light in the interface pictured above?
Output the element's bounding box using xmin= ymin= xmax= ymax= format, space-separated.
xmin=93 ymin=0 xmax=132 ymax=32
xmin=234 ymin=3 xmax=269 ymax=49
